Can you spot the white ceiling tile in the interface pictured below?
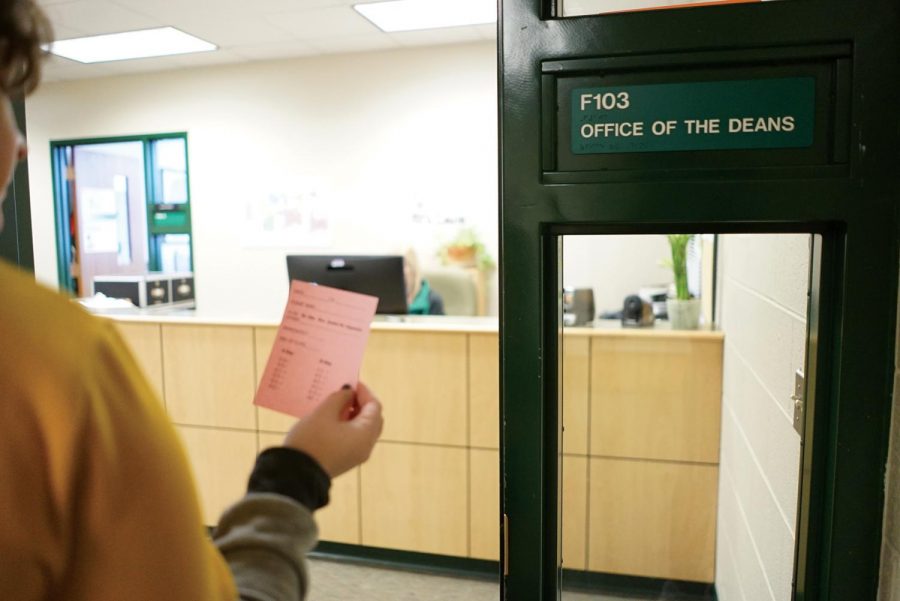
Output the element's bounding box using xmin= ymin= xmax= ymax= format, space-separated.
xmin=41 ymin=57 xmax=114 ymax=81
xmin=106 ymin=0 xmax=186 ymax=16
xmin=158 ymin=13 xmax=295 ymax=48
xmin=390 ymin=26 xmax=482 ymax=48
xmin=112 ymin=0 xmax=349 ymax=15
xmin=307 ymin=33 xmax=399 ymax=54
xmin=45 ymin=0 xmax=162 ymax=36
xmin=107 ymin=2 xmax=302 ymax=46
xmin=98 ymin=55 xmax=183 ymax=75
xmin=231 ymin=41 xmax=322 ymax=62
xmin=167 ymin=48 xmax=249 ymax=68
xmin=38 ymin=0 xmax=493 ymax=80
xmin=47 ymin=24 xmax=88 ymax=40
xmin=238 ymin=0 xmax=351 ymax=9
xmin=266 ymin=5 xmax=379 ymax=39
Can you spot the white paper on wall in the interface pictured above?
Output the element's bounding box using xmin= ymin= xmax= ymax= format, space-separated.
xmin=80 ymin=187 xmax=120 ymax=254
xmin=241 ymin=177 xmax=332 ymax=248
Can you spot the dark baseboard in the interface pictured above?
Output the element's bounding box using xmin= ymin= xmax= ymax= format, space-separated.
xmin=561 ymin=568 xmax=717 ymax=600
xmin=311 ymin=541 xmax=717 ymax=600
xmin=310 ymin=541 xmax=499 ymax=582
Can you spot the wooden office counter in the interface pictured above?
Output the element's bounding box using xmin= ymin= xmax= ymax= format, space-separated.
xmin=105 ymin=312 xmax=723 ymax=583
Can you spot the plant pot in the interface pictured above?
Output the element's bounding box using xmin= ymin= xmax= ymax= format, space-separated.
xmin=667 ymin=298 xmax=701 ymax=330
xmin=445 ymin=245 xmax=477 ymax=267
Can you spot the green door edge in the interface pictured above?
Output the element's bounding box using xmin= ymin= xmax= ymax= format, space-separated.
xmin=0 ymin=98 xmax=35 ymax=271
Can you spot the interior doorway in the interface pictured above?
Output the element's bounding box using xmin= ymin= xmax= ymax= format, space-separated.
xmin=62 ymin=141 xmax=149 ymax=297
xmin=51 ymin=133 xmax=193 ymax=296
xmin=557 ymin=233 xmax=813 ymax=600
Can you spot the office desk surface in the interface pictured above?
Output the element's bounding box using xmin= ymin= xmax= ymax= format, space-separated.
xmin=93 ymin=307 xmax=721 ymax=339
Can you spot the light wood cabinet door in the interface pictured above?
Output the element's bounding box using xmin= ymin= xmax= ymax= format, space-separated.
xmin=360 ymin=331 xmax=467 ymax=446
xmin=259 ymin=432 xmax=360 ymax=544
xmin=360 ymin=442 xmax=467 ymax=556
xmin=469 ymin=453 xmax=587 ymax=566
xmin=561 ymin=455 xmax=588 ymax=570
xmin=469 ymin=334 xmax=499 ymax=449
xmin=469 ymin=333 xmax=588 ymax=453
xmin=114 ymin=321 xmax=164 ymax=404
xmin=470 ymin=448 xmax=499 ymax=559
xmin=562 ymin=336 xmax=590 ymax=456
xmin=176 ymin=426 xmax=258 ymax=526
xmin=163 ymin=324 xmax=257 ymax=429
xmin=587 ymin=458 xmax=718 ymax=583
xmin=254 ymin=327 xmax=298 ymax=433
xmin=590 ymin=335 xmax=723 ymax=463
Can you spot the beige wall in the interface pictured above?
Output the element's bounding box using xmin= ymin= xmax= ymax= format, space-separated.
xmin=25 ymin=42 xmax=499 ymax=317
xmin=714 ymin=234 xmax=810 ymax=601
xmin=562 ymin=234 xmax=674 ymax=317
xmin=879 ymin=283 xmax=900 ymax=599
xmin=25 ymin=43 xmax=695 ymax=324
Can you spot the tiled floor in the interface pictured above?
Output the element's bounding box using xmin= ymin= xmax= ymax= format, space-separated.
xmin=306 ymin=558 xmax=708 ymax=600
xmin=307 ymin=558 xmax=499 ymax=601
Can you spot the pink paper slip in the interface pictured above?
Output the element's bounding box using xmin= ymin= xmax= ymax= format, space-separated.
xmin=254 ymin=280 xmax=378 ymax=419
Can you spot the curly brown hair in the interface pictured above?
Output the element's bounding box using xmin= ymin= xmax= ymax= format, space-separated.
xmin=0 ymin=0 xmax=52 ymax=95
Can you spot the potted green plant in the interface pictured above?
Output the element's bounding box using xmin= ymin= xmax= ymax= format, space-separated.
xmin=666 ymin=234 xmax=701 ymax=329
xmin=438 ymin=227 xmax=496 ymax=271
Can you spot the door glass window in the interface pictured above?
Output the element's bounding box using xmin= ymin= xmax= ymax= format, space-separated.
xmin=158 ymin=233 xmax=192 ymax=273
xmin=559 ymin=0 xmax=783 ymax=18
xmin=558 ymin=233 xmax=812 ymax=601
xmin=153 ymin=138 xmax=189 ymax=204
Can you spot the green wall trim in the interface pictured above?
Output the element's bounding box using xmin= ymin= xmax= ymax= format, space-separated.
xmin=49 ymin=132 xmax=188 ymax=148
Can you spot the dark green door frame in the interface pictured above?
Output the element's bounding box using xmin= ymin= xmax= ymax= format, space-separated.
xmin=499 ymin=1 xmax=899 ymax=599
xmin=0 ymin=98 xmax=34 ymax=270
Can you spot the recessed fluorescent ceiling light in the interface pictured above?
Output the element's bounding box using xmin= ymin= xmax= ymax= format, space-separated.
xmin=45 ymin=27 xmax=216 ymax=64
xmin=354 ymin=0 xmax=496 ymax=32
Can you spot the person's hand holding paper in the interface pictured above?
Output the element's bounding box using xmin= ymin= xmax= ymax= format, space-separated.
xmin=283 ymin=382 xmax=383 ymax=477
xmin=255 ymin=280 xmax=379 ymax=419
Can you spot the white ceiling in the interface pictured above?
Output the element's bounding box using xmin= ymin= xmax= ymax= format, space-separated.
xmin=36 ymin=0 xmax=498 ymax=81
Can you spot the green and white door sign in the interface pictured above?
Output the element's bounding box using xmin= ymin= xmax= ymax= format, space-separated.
xmin=571 ymin=77 xmax=815 ymax=154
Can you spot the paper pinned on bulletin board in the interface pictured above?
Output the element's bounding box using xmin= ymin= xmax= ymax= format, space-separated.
xmin=254 ymin=280 xmax=378 ymax=419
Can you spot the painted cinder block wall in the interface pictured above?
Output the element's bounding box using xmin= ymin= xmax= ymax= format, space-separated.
xmin=715 ymin=235 xmax=900 ymax=600
xmin=714 ymin=234 xmax=810 ymax=601
xmin=879 ymin=280 xmax=900 ymax=600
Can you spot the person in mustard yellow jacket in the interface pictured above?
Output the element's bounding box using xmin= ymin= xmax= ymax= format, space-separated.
xmin=0 ymin=2 xmax=383 ymax=600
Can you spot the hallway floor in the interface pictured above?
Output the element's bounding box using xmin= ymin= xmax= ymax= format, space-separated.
xmin=306 ymin=558 xmax=711 ymax=600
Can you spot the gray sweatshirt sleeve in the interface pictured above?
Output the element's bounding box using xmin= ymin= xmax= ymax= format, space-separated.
xmin=213 ymin=492 xmax=319 ymax=601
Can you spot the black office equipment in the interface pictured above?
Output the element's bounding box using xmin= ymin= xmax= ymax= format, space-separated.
xmin=562 ymin=286 xmax=595 ymax=326
xmin=621 ymin=294 xmax=655 ymax=328
xmin=286 ymin=254 xmax=408 ymax=315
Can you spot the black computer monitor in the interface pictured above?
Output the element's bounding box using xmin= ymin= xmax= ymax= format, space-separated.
xmin=286 ymin=254 xmax=408 ymax=315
